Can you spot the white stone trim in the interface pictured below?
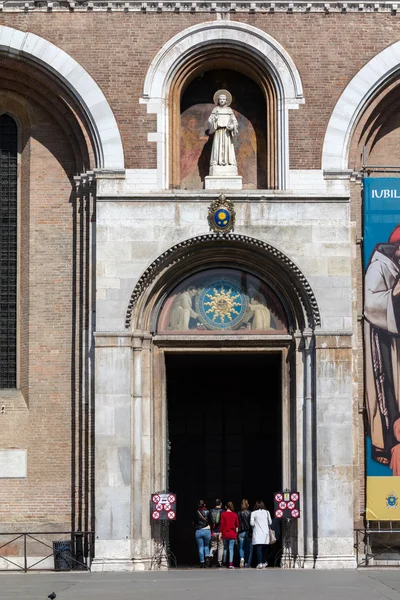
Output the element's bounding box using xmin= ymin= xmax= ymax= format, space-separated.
xmin=141 ymin=20 xmax=304 ymax=190
xmin=0 ymin=26 xmax=124 ymax=169
xmin=322 ymin=40 xmax=400 ymax=172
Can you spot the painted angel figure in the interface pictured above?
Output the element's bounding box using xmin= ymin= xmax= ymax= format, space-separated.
xmin=208 ymin=90 xmax=239 ymax=171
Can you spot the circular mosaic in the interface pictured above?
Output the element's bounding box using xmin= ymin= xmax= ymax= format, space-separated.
xmin=196 ymin=278 xmax=247 ymax=330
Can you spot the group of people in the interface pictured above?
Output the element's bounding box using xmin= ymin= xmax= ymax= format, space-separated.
xmin=193 ymin=498 xmax=275 ymax=570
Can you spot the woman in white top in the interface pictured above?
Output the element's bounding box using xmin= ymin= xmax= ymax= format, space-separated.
xmin=250 ymin=500 xmax=272 ymax=569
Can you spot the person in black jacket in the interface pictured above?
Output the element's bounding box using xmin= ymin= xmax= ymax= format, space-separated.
xmin=238 ymin=499 xmax=253 ymax=568
xmin=194 ymin=500 xmax=212 ymax=568
xmin=209 ymin=498 xmax=224 ymax=567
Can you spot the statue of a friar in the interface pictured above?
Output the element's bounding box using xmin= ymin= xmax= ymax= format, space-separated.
xmin=208 ymin=89 xmax=239 ymax=176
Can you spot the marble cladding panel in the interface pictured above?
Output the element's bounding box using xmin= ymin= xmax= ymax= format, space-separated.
xmin=95 ymin=347 xmax=132 ymax=540
xmin=317 ymin=468 xmax=354 ymax=540
xmin=315 ymin=346 xmax=354 ymax=552
xmin=96 ymin=200 xmax=352 ymax=331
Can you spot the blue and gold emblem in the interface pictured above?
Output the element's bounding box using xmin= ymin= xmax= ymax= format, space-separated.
xmin=196 ymin=278 xmax=247 ymax=329
xmin=214 ymin=209 xmax=231 ymax=229
xmin=386 ymin=491 xmax=398 ymax=509
xmin=208 ymin=194 xmax=235 ymax=233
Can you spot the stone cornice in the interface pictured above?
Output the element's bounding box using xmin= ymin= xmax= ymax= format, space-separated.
xmin=1 ymin=1 xmax=399 ymax=13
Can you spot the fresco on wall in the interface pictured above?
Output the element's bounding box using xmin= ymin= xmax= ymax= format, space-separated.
xmin=180 ymin=69 xmax=267 ymax=190
xmin=157 ymin=268 xmax=287 ymax=334
xmin=364 ymin=177 xmax=400 ymax=520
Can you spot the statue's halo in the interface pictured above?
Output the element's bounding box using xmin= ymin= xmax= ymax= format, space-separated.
xmin=213 ymin=89 xmax=232 ymax=106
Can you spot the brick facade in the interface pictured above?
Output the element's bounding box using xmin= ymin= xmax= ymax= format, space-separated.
xmin=1 ymin=8 xmax=399 ymax=567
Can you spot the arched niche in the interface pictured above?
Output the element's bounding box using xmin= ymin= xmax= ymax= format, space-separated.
xmin=143 ymin=21 xmax=304 ymax=190
xmin=157 ymin=267 xmax=288 ymax=334
xmin=171 ymin=53 xmax=277 ymax=190
xmin=349 ymin=78 xmax=400 ymax=170
xmin=0 ymin=25 xmax=124 ymax=170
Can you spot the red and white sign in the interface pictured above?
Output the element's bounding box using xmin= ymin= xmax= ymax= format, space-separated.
xmin=274 ymin=491 xmax=300 ymax=519
xmin=151 ymin=492 xmax=177 ymax=521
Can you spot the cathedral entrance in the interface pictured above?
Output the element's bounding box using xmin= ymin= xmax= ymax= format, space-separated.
xmin=166 ymin=352 xmax=282 ymax=566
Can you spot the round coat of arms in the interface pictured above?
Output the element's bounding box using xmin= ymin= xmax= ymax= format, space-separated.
xmin=213 ymin=208 xmax=231 ymax=230
xmin=196 ymin=278 xmax=247 ymax=330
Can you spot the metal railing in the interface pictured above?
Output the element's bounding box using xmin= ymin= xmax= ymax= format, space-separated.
xmin=0 ymin=531 xmax=94 ymax=572
xmin=355 ymin=527 xmax=400 ymax=567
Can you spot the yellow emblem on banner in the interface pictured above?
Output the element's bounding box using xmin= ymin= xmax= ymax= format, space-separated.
xmin=366 ymin=477 xmax=400 ymax=520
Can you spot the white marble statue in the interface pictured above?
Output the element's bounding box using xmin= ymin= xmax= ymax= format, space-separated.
xmin=208 ymin=90 xmax=238 ymax=175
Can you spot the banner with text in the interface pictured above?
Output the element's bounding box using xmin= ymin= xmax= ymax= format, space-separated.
xmin=364 ymin=177 xmax=400 ymax=520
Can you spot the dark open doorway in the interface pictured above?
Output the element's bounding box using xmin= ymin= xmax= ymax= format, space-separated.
xmin=166 ymin=352 xmax=282 ymax=566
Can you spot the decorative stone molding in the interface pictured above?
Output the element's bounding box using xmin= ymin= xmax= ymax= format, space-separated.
xmin=141 ymin=20 xmax=304 ymax=190
xmin=0 ymin=1 xmax=399 ymax=12
xmin=125 ymin=232 xmax=321 ymax=330
xmin=0 ymin=26 xmax=124 ymax=169
xmin=322 ymin=39 xmax=400 ymax=172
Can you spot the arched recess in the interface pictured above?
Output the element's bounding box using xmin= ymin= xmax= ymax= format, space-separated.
xmin=125 ymin=233 xmax=320 ymax=333
xmin=322 ymin=40 xmax=400 ymax=172
xmin=349 ymin=78 xmax=400 ymax=170
xmin=0 ymin=25 xmax=124 ymax=169
xmin=170 ymin=50 xmax=277 ymax=189
xmin=142 ymin=21 xmax=304 ymax=190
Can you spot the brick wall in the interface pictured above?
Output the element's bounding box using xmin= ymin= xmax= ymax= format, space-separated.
xmin=1 ymin=10 xmax=400 ymax=532
xmin=0 ymin=13 xmax=399 ymax=170
xmin=0 ymin=86 xmax=92 ymax=533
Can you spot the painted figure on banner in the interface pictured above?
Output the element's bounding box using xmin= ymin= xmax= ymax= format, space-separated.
xmin=169 ymin=287 xmax=199 ymax=331
xmin=364 ymin=224 xmax=400 ymax=473
xmin=208 ymin=90 xmax=238 ymax=172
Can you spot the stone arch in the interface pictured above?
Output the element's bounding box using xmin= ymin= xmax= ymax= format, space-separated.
xmin=322 ymin=40 xmax=400 ymax=171
xmin=125 ymin=233 xmax=320 ymax=332
xmin=0 ymin=25 xmax=124 ymax=169
xmin=142 ymin=21 xmax=304 ymax=190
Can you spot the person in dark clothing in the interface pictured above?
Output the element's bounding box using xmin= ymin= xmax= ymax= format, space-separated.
xmin=193 ymin=500 xmax=212 ymax=568
xmin=220 ymin=501 xmax=239 ymax=569
xmin=267 ymin=516 xmax=281 ymax=566
xmin=210 ymin=498 xmax=224 ymax=567
xmin=238 ymin=499 xmax=253 ymax=568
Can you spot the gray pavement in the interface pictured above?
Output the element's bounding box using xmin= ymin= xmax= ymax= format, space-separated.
xmin=3 ymin=570 xmax=400 ymax=600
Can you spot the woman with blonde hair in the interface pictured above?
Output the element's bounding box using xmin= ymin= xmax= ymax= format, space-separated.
xmin=238 ymin=499 xmax=253 ymax=568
